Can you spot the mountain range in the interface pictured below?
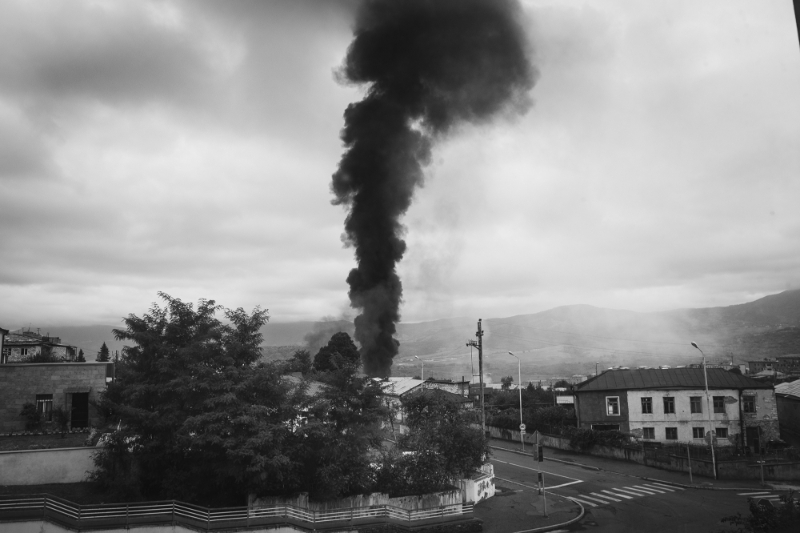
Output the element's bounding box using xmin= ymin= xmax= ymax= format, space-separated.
xmin=17 ymin=289 xmax=800 ymax=383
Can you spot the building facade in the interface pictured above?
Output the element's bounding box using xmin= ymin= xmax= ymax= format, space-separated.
xmin=775 ymin=379 xmax=800 ymax=446
xmin=0 ymin=362 xmax=111 ymax=432
xmin=574 ymin=368 xmax=778 ymax=451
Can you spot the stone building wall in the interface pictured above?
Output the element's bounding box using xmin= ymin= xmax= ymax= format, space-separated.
xmin=742 ymin=387 xmax=781 ymax=445
xmin=0 ymin=363 xmax=109 ymax=432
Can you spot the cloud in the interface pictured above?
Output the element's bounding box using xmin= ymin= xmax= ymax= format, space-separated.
xmin=0 ymin=0 xmax=798 ymax=329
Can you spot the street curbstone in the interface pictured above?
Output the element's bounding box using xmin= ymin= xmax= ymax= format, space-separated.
xmin=510 ymin=494 xmax=585 ymax=533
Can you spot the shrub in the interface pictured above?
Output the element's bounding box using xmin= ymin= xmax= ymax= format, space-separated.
xmin=19 ymin=403 xmax=41 ymax=431
xmin=52 ymin=407 xmax=70 ymax=436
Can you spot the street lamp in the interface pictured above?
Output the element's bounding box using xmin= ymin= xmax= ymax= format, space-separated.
xmin=596 ymin=362 xmax=599 ymax=377
xmin=414 ymin=355 xmax=424 ymax=381
xmin=691 ymin=341 xmax=717 ymax=480
xmin=507 ymin=351 xmax=525 ymax=452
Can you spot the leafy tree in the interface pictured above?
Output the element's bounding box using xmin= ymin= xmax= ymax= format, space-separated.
xmin=719 ymin=491 xmax=799 ymax=532
xmin=76 ymin=349 xmax=86 ymax=362
xmin=287 ymin=349 xmax=312 ymax=375
xmin=313 ymin=332 xmax=360 ymax=372
xmin=501 ymin=376 xmax=514 ymax=390
xmin=97 ymin=342 xmax=110 ymax=362
xmin=379 ymin=390 xmax=488 ymax=495
xmin=553 ymin=379 xmax=571 ymax=389
xmin=293 ymin=363 xmax=386 ymax=500
xmin=94 ymin=293 xmax=306 ymax=506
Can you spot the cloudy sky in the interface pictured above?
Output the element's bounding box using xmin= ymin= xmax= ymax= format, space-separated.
xmin=1 ymin=0 xmax=799 ymax=328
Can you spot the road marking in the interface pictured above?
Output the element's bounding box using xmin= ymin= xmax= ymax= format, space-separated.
xmin=633 ymin=485 xmax=666 ymax=494
xmin=591 ymin=492 xmax=621 ymax=502
xmin=644 ymin=483 xmax=675 ymax=492
xmin=651 ymin=483 xmax=684 ymax=491
xmin=492 ymin=460 xmax=583 ymax=481
xmin=738 ymin=492 xmax=772 ymax=496
xmin=613 ymin=488 xmax=646 ymax=497
xmin=603 ymin=489 xmax=633 ymax=500
xmin=568 ymin=496 xmax=598 ymax=508
xmin=578 ymin=494 xmax=614 ymax=505
xmin=621 ymin=486 xmax=658 ymax=495
xmin=494 ymin=476 xmax=540 ymax=491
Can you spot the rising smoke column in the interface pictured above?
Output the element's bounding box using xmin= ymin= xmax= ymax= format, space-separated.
xmin=332 ymin=0 xmax=536 ymax=377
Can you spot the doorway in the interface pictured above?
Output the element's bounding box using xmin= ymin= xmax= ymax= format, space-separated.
xmin=71 ymin=393 xmax=89 ymax=429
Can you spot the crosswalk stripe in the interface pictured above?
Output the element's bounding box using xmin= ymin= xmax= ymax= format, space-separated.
xmin=603 ymin=490 xmax=633 ymax=500
xmin=591 ymin=492 xmax=621 ymax=502
xmin=623 ymin=486 xmax=658 ymax=495
xmin=579 ymin=494 xmax=614 ymax=504
xmin=644 ymin=483 xmax=675 ymax=492
xmin=738 ymin=492 xmax=771 ymax=496
xmin=568 ymin=497 xmax=598 ymax=508
xmin=633 ymin=485 xmax=666 ymax=494
xmin=651 ymin=483 xmax=684 ymax=491
xmin=613 ymin=488 xmax=646 ymax=497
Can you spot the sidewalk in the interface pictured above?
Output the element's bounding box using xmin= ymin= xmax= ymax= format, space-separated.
xmin=489 ymin=438 xmax=798 ymax=492
xmin=474 ymin=486 xmax=583 ymax=533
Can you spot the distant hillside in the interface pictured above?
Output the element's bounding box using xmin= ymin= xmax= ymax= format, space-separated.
xmin=33 ymin=289 xmax=800 ymax=381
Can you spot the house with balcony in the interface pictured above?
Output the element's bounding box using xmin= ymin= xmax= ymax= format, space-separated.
xmin=573 ymin=368 xmax=778 ymax=451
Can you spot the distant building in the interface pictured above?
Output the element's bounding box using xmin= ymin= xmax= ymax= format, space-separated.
xmin=775 ymin=379 xmax=800 ymax=446
xmin=747 ymin=356 xmax=800 ymax=377
xmin=422 ymin=377 xmax=470 ymax=396
xmin=2 ymin=329 xmax=78 ymax=364
xmin=573 ymin=368 xmax=778 ymax=451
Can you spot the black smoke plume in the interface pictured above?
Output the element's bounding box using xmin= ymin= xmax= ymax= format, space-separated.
xmin=332 ymin=0 xmax=537 ymax=377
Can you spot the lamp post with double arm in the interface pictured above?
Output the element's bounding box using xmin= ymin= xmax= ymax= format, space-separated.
xmin=691 ymin=341 xmax=717 ymax=480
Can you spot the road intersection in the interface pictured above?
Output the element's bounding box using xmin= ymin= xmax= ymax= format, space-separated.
xmin=477 ymin=442 xmax=795 ymax=533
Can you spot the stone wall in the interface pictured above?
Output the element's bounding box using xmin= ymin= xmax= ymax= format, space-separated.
xmin=0 ymin=363 xmax=109 ymax=432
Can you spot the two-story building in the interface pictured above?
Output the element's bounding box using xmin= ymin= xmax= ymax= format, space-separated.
xmin=573 ymin=368 xmax=778 ymax=450
xmin=2 ymin=329 xmax=78 ymax=363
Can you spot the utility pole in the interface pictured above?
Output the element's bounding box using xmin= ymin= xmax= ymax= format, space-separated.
xmin=467 ymin=319 xmax=485 ymax=437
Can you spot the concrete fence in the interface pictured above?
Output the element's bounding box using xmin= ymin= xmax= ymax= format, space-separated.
xmin=519 ymin=428 xmax=800 ymax=482
xmin=0 ymin=447 xmax=94 ymax=485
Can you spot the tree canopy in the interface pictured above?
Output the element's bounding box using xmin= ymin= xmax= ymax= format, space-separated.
xmin=312 ymin=331 xmax=360 ymax=372
xmin=97 ymin=342 xmax=110 ymax=362
xmin=93 ymin=294 xmax=388 ymax=506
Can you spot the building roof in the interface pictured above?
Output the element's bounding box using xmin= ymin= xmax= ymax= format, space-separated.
xmin=574 ymin=368 xmax=773 ymax=392
xmin=775 ymin=379 xmax=800 ymax=400
xmin=376 ymin=377 xmax=424 ymax=396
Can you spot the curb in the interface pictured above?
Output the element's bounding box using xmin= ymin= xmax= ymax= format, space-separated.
xmin=511 ymin=494 xmax=585 ymax=533
xmin=490 ymin=443 xmax=770 ymax=492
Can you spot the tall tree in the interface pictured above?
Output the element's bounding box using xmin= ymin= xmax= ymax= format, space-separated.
xmin=97 ymin=342 xmax=110 ymax=362
xmin=93 ymin=293 xmax=306 ymax=505
xmin=501 ymin=376 xmax=514 ymax=390
xmin=313 ymin=332 xmax=360 ymax=372
xmin=76 ymin=349 xmax=86 ymax=362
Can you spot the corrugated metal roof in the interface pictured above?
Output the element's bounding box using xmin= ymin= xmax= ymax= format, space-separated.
xmin=775 ymin=379 xmax=800 ymax=400
xmin=377 ymin=377 xmax=424 ymax=396
xmin=575 ymin=368 xmax=772 ymax=392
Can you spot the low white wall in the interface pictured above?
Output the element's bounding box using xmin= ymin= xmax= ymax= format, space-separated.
xmin=0 ymin=523 xmax=299 ymax=533
xmin=0 ymin=447 xmax=95 ymax=485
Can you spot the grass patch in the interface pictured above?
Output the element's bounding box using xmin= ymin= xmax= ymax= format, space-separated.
xmin=0 ymin=432 xmax=90 ymax=451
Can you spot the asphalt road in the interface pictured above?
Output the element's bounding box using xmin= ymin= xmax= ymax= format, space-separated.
xmin=482 ymin=447 xmax=788 ymax=533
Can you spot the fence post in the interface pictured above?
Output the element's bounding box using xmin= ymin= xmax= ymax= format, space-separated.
xmin=207 ymin=508 xmax=210 ymax=531
xmin=125 ymin=504 xmax=129 ymax=529
xmin=687 ymin=443 xmax=693 ymax=485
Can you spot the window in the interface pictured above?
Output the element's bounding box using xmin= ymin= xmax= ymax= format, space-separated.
xmin=743 ymin=396 xmax=756 ymax=413
xmin=690 ymin=396 xmax=702 ymax=414
xmin=606 ymin=396 xmax=620 ymax=416
xmin=21 ymin=348 xmax=29 ymax=356
xmin=642 ymin=427 xmax=655 ymax=440
xmin=36 ymin=394 xmax=53 ymax=422
xmin=716 ymin=428 xmax=728 ymax=439
xmin=665 ymin=427 xmax=678 ymax=440
xmin=663 ymin=396 xmax=675 ymax=414
xmin=713 ymin=396 xmax=725 ymax=414
xmin=641 ymin=397 xmax=652 ymax=414
xmin=692 ymin=427 xmax=704 ymax=439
